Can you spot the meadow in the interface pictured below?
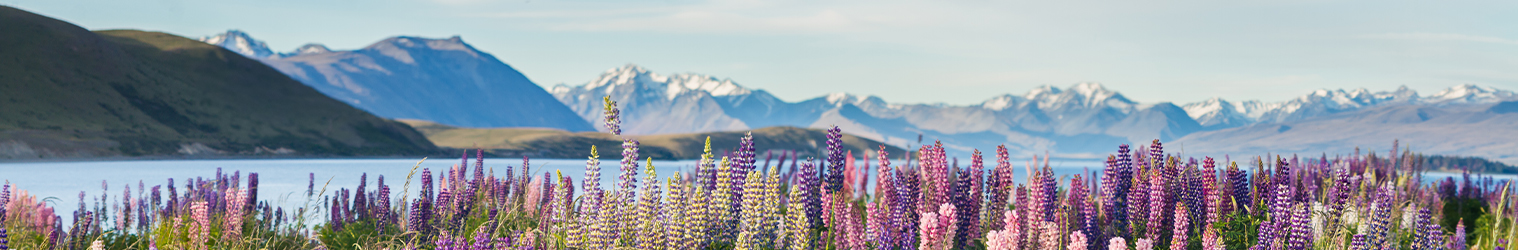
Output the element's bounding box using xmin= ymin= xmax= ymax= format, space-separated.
xmin=1 ymin=98 xmax=1514 ymax=250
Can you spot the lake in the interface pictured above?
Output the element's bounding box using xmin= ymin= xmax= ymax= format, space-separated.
xmin=2 ymin=158 xmax=1510 ymax=224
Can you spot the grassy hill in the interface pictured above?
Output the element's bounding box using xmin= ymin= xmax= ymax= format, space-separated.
xmin=401 ymin=119 xmax=907 ymax=160
xmin=0 ymin=6 xmax=436 ymax=159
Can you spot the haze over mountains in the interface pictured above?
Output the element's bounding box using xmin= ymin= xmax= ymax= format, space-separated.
xmin=202 ymin=30 xmax=1518 ymax=164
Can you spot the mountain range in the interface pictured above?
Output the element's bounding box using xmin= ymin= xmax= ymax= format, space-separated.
xmin=0 ymin=7 xmax=436 ymax=159
xmin=197 ymin=30 xmax=1518 ymax=164
xmin=549 ymin=65 xmax=1518 ymax=163
xmin=198 ymin=30 xmax=593 ymax=131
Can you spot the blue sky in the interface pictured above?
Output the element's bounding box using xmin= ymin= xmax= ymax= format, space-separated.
xmin=8 ymin=0 xmax=1517 ymax=105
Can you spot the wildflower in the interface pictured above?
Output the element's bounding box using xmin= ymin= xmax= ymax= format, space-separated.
xmin=1135 ymin=238 xmax=1153 ymax=250
xmin=1169 ymin=206 xmax=1188 ymax=250
xmin=603 ymin=96 xmax=620 ymax=135
xmin=1070 ymin=230 xmax=1089 ymax=250
xmin=1109 ymin=237 xmax=1129 ymax=250
xmin=190 ymin=201 xmax=210 ymax=249
xmin=224 ymin=188 xmax=248 ymax=241
xmin=786 ymin=182 xmax=812 ymax=250
xmin=825 ymin=126 xmax=846 ymax=193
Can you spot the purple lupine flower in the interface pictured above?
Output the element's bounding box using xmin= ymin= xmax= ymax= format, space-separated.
xmin=1452 ymin=219 xmax=1467 ymax=250
xmin=951 ymin=164 xmax=976 ymax=248
xmin=619 ymin=139 xmax=640 ymax=193
xmin=473 ymin=149 xmax=484 ymax=185
xmin=1225 ymin=162 xmax=1250 ymax=215
xmin=1128 ymin=168 xmax=1151 ymax=236
xmin=1349 ymin=234 xmax=1367 ymax=250
xmin=799 ymin=160 xmax=824 ymax=230
xmin=730 ymin=133 xmax=757 ymax=238
xmin=376 ymin=177 xmax=391 ymax=231
xmin=603 ymin=96 xmax=621 ymax=135
xmin=986 ymin=145 xmax=1013 ymax=231
xmin=825 ymin=126 xmax=846 ymax=193
xmin=586 ymin=145 xmax=602 ymax=192
xmin=1287 ymin=203 xmax=1312 ymax=250
xmin=1149 ymin=140 xmax=1164 ymax=167
xmin=895 ymin=167 xmax=922 ymax=248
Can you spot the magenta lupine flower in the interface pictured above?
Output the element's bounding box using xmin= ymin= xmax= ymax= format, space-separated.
xmin=1201 ymin=157 xmax=1220 ymax=226
xmin=968 ymin=150 xmax=985 ymax=237
xmin=1145 ymin=171 xmax=1167 ymax=241
xmin=865 ymin=201 xmax=888 ymax=248
xmin=1128 ymin=169 xmax=1150 ymax=236
xmin=1027 ymin=168 xmax=1048 ymax=225
xmin=1169 ymin=205 xmax=1188 ymax=250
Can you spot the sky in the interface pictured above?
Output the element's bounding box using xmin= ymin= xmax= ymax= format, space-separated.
xmin=7 ymin=0 xmax=1517 ymax=105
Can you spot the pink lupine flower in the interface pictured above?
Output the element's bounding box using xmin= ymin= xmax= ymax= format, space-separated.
xmin=1170 ymin=206 xmax=1189 ymax=250
xmin=1109 ymin=237 xmax=1129 ymax=250
xmin=1134 ymin=238 xmax=1153 ymax=250
xmin=986 ymin=227 xmax=1020 ymax=250
xmin=191 ymin=201 xmax=210 ymax=249
xmin=1202 ymin=226 xmax=1224 ymax=250
xmin=1069 ymin=230 xmax=1089 ymax=250
xmin=1039 ymin=221 xmax=1059 ymax=250
xmin=224 ymin=188 xmax=248 ymax=241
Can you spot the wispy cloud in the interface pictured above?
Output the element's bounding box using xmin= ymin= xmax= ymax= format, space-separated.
xmin=1361 ymin=33 xmax=1518 ymax=45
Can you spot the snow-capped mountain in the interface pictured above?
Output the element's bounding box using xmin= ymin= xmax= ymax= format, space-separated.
xmin=553 ymin=65 xmax=1517 ymax=160
xmin=198 ymin=30 xmax=275 ymax=59
xmin=1425 ymin=84 xmax=1517 ymax=104
xmin=552 ymin=65 xmax=1204 ymax=157
xmin=199 ymin=30 xmax=593 ymax=131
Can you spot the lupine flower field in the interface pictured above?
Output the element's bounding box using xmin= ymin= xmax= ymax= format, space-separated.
xmin=2 ymin=98 xmax=1516 ymax=250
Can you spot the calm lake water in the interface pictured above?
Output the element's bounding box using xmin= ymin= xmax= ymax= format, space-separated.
xmin=1 ymin=158 xmax=1510 ymax=224
xmin=0 ymin=157 xmax=1102 ymax=209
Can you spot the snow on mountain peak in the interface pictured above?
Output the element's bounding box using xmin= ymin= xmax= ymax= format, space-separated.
xmin=198 ymin=29 xmax=275 ymax=59
xmin=285 ymin=43 xmax=331 ymax=56
xmin=1428 ymin=84 xmax=1517 ymax=104
xmin=979 ymin=94 xmax=1022 ymax=111
xmin=582 ymin=65 xmax=752 ymax=99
